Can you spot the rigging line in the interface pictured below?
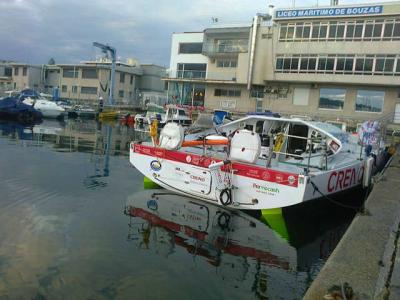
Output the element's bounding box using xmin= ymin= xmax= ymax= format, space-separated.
xmin=309 ymin=180 xmax=363 ymax=212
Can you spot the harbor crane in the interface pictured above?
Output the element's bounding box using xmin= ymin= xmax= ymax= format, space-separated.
xmin=93 ymin=42 xmax=116 ymax=106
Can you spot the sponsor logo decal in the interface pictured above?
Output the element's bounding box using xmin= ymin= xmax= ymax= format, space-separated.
xmin=288 ymin=175 xmax=296 ymax=185
xmin=190 ymin=175 xmax=206 ymax=182
xmin=327 ymin=166 xmax=364 ymax=193
xmin=186 ymin=155 xmax=192 ymax=163
xmin=275 ymin=174 xmax=284 ymax=183
xmin=262 ymin=171 xmax=270 ymax=180
xmin=150 ymin=160 xmax=162 ymax=171
xmin=253 ymin=183 xmax=280 ymax=195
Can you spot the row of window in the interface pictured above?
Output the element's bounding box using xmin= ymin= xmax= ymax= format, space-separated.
xmin=279 ymin=19 xmax=400 ymax=42
xmin=276 ymin=54 xmax=400 ymax=75
xmin=214 ymin=88 xmax=241 ymax=97
xmin=319 ymin=88 xmax=384 ymax=112
xmin=62 ymin=68 xmax=134 ymax=83
xmin=61 ymin=85 xmax=130 ymax=98
xmin=61 ymin=86 xmax=98 ymax=95
xmin=14 ymin=67 xmax=27 ymax=76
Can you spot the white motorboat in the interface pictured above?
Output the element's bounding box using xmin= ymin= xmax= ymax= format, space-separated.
xmin=161 ymin=104 xmax=192 ymax=126
xmin=22 ymin=97 xmax=65 ymax=119
xmin=135 ymin=103 xmax=192 ymax=127
xmin=130 ymin=115 xmax=388 ymax=210
xmin=134 ymin=103 xmax=165 ymax=125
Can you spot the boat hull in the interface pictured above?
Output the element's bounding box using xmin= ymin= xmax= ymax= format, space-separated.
xmin=129 ymin=143 xmax=375 ymax=210
xmin=36 ymin=109 xmax=65 ymax=119
xmin=130 ymin=143 xmax=308 ymax=210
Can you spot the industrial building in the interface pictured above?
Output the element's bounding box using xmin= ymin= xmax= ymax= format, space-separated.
xmin=5 ymin=60 xmax=166 ymax=107
xmin=165 ymin=1 xmax=400 ymax=125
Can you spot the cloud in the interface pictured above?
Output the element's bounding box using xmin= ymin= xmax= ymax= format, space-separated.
xmin=0 ymin=0 xmax=397 ymax=65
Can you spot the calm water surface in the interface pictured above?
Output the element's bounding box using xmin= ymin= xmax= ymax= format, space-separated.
xmin=0 ymin=119 xmax=357 ymax=300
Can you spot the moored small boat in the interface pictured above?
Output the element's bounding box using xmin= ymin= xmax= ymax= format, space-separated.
xmin=0 ymin=96 xmax=43 ymax=123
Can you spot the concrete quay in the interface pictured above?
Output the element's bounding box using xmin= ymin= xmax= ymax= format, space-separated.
xmin=304 ymin=152 xmax=400 ymax=300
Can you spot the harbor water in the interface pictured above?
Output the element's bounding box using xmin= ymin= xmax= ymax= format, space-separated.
xmin=0 ymin=119 xmax=359 ymax=299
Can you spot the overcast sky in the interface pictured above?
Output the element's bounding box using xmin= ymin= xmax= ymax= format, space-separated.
xmin=0 ymin=0 xmax=395 ymax=67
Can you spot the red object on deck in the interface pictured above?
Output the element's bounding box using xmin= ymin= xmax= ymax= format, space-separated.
xmin=181 ymin=139 xmax=229 ymax=147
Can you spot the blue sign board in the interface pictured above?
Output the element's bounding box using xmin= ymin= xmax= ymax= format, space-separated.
xmin=275 ymin=5 xmax=383 ymax=19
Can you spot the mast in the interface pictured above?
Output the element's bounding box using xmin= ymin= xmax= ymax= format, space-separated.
xmin=93 ymin=42 xmax=117 ymax=106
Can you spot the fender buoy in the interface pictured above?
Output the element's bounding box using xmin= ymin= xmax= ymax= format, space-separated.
xmin=220 ymin=188 xmax=232 ymax=206
xmin=273 ymin=133 xmax=284 ymax=152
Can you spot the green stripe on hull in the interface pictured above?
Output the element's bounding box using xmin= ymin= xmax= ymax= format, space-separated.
xmin=143 ymin=176 xmax=162 ymax=189
xmin=261 ymin=208 xmax=289 ymax=241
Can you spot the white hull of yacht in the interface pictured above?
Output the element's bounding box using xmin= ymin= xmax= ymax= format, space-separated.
xmin=36 ymin=108 xmax=65 ymax=119
xmin=130 ymin=143 xmax=367 ymax=210
xmin=22 ymin=98 xmax=65 ymax=119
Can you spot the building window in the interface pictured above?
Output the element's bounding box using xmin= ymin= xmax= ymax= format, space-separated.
xmin=81 ymin=87 xmax=97 ymax=94
xmin=355 ymin=90 xmax=384 ymax=113
xmin=22 ymin=67 xmax=27 ymax=76
xmin=335 ymin=56 xmax=354 ymax=74
xmin=120 ymin=73 xmax=125 ymax=83
xmin=177 ymin=63 xmax=206 ymax=79
xmin=130 ymin=75 xmax=133 ymax=84
xmin=216 ymin=39 xmax=248 ymax=53
xmin=72 ymin=86 xmax=78 ymax=93
xmin=319 ymin=88 xmax=345 ymax=110
xmin=5 ymin=67 xmax=12 ymax=77
xmin=179 ymin=43 xmax=203 ymax=54
xmin=375 ymin=56 xmax=395 ymax=75
xmin=118 ymin=90 xmax=124 ymax=97
xmin=193 ymin=84 xmax=205 ymax=106
xmin=82 ymin=68 xmax=97 ymax=79
xmin=63 ymin=68 xmax=78 ymax=78
xmin=275 ymin=57 xmax=299 ymax=72
xmin=14 ymin=67 xmax=19 ymax=76
xmin=250 ymin=85 xmax=264 ymax=98
xmin=216 ymin=60 xmax=237 ymax=68
xmin=214 ymin=88 xmax=241 ymax=97
xmin=317 ymin=57 xmax=335 ymax=73
xmin=62 ymin=85 xmax=67 ymax=92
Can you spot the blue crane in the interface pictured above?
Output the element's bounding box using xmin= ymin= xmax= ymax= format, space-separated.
xmin=93 ymin=42 xmax=116 ymax=106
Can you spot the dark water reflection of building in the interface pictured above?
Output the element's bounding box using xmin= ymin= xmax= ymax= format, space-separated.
xmin=0 ymin=118 xmax=148 ymax=156
xmin=125 ymin=190 xmax=355 ymax=299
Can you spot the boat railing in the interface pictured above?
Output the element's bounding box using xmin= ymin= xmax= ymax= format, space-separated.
xmin=269 ymin=133 xmax=329 ymax=173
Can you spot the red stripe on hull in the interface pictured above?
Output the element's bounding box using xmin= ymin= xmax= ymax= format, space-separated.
xmin=133 ymin=144 xmax=299 ymax=187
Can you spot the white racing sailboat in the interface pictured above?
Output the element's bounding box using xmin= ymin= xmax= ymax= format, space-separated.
xmin=130 ymin=115 xmax=388 ymax=210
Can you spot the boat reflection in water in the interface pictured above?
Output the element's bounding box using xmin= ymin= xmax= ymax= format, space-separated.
xmin=124 ymin=190 xmax=353 ymax=298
